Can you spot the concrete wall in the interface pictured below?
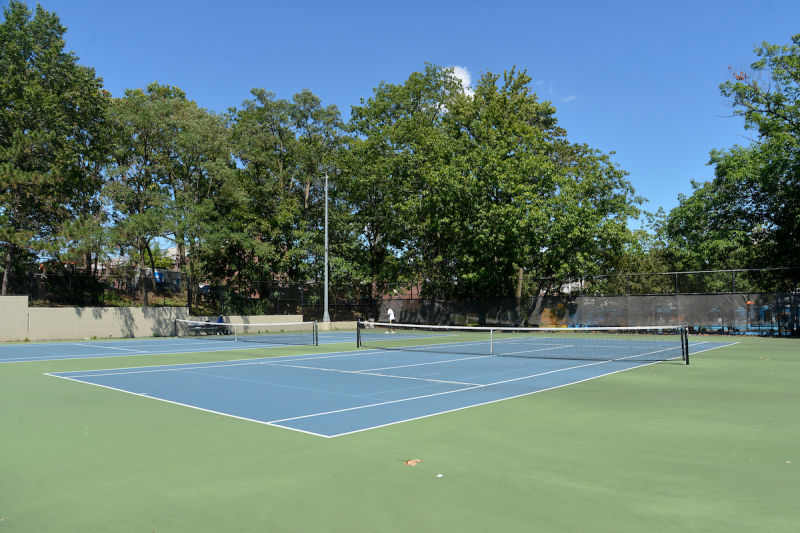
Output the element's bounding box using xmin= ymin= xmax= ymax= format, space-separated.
xmin=0 ymin=297 xmax=349 ymax=342
xmin=26 ymin=306 xmax=190 ymax=341
xmin=0 ymin=296 xmax=29 ymax=341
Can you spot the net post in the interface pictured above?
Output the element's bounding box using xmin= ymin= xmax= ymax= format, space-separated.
xmin=356 ymin=321 xmax=362 ymax=348
xmin=313 ymin=321 xmax=319 ymax=346
xmin=682 ymin=326 xmax=690 ymax=365
xmin=490 ymin=329 xmax=494 ymax=355
xmin=233 ymin=323 xmax=239 ymax=342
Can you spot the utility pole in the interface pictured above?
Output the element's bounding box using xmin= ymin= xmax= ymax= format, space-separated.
xmin=323 ymin=172 xmax=331 ymax=323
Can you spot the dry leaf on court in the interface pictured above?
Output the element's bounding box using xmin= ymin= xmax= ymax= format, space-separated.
xmin=403 ymin=459 xmax=423 ymax=466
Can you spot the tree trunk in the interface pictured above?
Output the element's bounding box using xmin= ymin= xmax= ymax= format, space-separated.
xmin=515 ymin=267 xmax=524 ymax=326
xmin=1 ymin=244 xmax=14 ymax=296
xmin=139 ymin=240 xmax=149 ymax=307
xmin=146 ymin=244 xmax=158 ymax=300
xmin=180 ymin=243 xmax=193 ymax=315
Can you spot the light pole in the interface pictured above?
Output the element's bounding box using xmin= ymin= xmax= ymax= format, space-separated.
xmin=322 ymin=172 xmax=331 ymax=323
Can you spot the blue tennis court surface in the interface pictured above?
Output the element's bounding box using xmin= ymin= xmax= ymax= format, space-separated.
xmin=0 ymin=331 xmax=354 ymax=363
xmin=46 ymin=338 xmax=734 ymax=437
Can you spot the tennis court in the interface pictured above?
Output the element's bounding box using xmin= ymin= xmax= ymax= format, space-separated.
xmin=0 ymin=328 xmax=353 ymax=363
xmin=2 ymin=330 xmax=797 ymax=532
xmin=43 ymin=326 xmax=732 ymax=437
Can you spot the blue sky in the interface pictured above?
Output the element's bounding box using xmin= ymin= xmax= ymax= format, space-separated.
xmin=19 ymin=0 xmax=800 ymax=219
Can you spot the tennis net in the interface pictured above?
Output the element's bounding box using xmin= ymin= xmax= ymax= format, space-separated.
xmin=357 ymin=322 xmax=689 ymax=364
xmin=175 ymin=319 xmax=318 ymax=346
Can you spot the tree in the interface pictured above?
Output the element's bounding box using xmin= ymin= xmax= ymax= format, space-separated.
xmin=288 ymin=89 xmax=345 ymax=282
xmin=104 ymin=83 xmax=183 ymax=306
xmin=160 ymin=101 xmax=233 ymax=311
xmin=219 ymin=88 xmax=344 ymax=312
xmin=664 ymin=35 xmax=800 ymax=276
xmin=342 ymin=64 xmax=468 ymax=301
xmin=225 ymin=89 xmax=302 ymax=288
xmin=445 ymin=68 xmax=640 ymax=300
xmin=0 ymin=1 xmax=109 ymax=294
xmin=341 ymin=65 xmax=641 ymax=305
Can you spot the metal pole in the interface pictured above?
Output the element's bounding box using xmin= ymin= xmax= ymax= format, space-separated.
xmin=323 ymin=172 xmax=331 ymax=323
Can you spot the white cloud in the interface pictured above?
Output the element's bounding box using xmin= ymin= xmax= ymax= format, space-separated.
xmin=560 ymin=95 xmax=577 ymax=103
xmin=449 ymin=65 xmax=475 ymax=97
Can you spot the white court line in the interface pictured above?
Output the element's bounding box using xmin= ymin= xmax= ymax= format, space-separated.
xmin=268 ymin=342 xmax=688 ymax=426
xmin=688 ymin=340 xmax=740 ymax=355
xmin=45 ymin=373 xmax=330 ymax=438
xmin=325 ymin=361 xmax=653 ymax=438
xmin=268 ymin=357 xmax=620 ymax=425
xmin=1 ymin=334 xmax=334 ymax=363
xmin=51 ymin=335 xmax=726 ymax=380
xmin=73 ymin=343 xmax=148 ymax=353
xmin=322 ymin=341 xmax=739 ymax=437
xmin=47 ymin=340 xmax=738 ymax=438
xmin=494 ymin=344 xmax=573 ymax=357
xmin=268 ymin=362 xmax=482 ymax=386
xmin=50 ymin=348 xmax=394 ymax=378
xmin=0 ymin=343 xmax=273 ymax=363
xmin=350 ymin=354 xmax=493 ymax=373
xmin=56 ymin=349 xmax=482 ymax=383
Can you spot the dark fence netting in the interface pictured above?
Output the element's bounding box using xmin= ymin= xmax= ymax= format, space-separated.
xmin=4 ymin=266 xmax=798 ymax=334
xmin=378 ymin=292 xmax=800 ymax=335
xmin=4 ymin=270 xmax=376 ymax=321
xmin=4 ymin=270 xmax=190 ymax=308
xmin=566 ymin=267 xmax=799 ymax=296
xmin=208 ymin=281 xmax=374 ymax=321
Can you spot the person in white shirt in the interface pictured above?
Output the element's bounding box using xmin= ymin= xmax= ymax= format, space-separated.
xmin=387 ymin=307 xmax=395 ymax=334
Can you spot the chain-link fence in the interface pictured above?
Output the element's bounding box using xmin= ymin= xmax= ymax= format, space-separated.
xmin=3 ymin=267 xmax=798 ymax=334
xmin=378 ymin=292 xmax=799 ymax=335
xmin=2 ymin=269 xmax=377 ymax=320
xmin=542 ymin=268 xmax=800 ymax=296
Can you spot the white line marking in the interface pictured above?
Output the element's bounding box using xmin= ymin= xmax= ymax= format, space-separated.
xmin=44 ymin=340 xmax=739 ymax=438
xmin=689 ymin=341 xmax=740 ymax=356
xmin=268 ymin=362 xmax=481 ymax=386
xmin=351 ymin=354 xmax=491 ymax=372
xmin=494 ymin=344 xmax=573 ymax=356
xmin=44 ymin=372 xmax=332 ymax=438
xmin=73 ymin=343 xmax=148 ymax=353
xmin=268 ymin=358 xmax=618 ymax=425
xmin=50 ymin=348 xmax=393 ymax=378
xmin=0 ymin=343 xmax=284 ymax=363
xmin=324 ymin=361 xmax=656 ymax=438
xmin=324 ymin=341 xmax=740 ymax=437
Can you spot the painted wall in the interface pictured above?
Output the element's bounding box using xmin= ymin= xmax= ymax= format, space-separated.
xmin=0 ymin=298 xmax=316 ymax=342
xmin=0 ymin=296 xmax=29 ymax=341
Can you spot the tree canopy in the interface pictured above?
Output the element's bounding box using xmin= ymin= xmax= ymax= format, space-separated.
xmin=3 ymin=1 xmax=796 ymax=309
xmin=0 ymin=0 xmax=109 ymax=294
xmin=664 ymin=35 xmax=800 ymax=273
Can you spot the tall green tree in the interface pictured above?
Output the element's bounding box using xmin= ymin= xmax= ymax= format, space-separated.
xmin=342 ymin=65 xmax=640 ymax=302
xmin=717 ymin=37 xmax=800 ymax=267
xmin=664 ymin=177 xmax=754 ymax=271
xmin=446 ymin=68 xmax=639 ymax=299
xmin=225 ymin=89 xmax=301 ymax=287
xmin=224 ymin=88 xmax=344 ymax=295
xmin=288 ymin=89 xmax=345 ymax=282
xmin=342 ymin=64 xmax=467 ymax=298
xmin=104 ymin=83 xmax=184 ymax=306
xmin=162 ymin=102 xmax=233 ymax=311
xmin=448 ymin=68 xmax=562 ymax=298
xmin=0 ymin=0 xmax=108 ymax=294
xmin=665 ymin=35 xmax=800 ymax=272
